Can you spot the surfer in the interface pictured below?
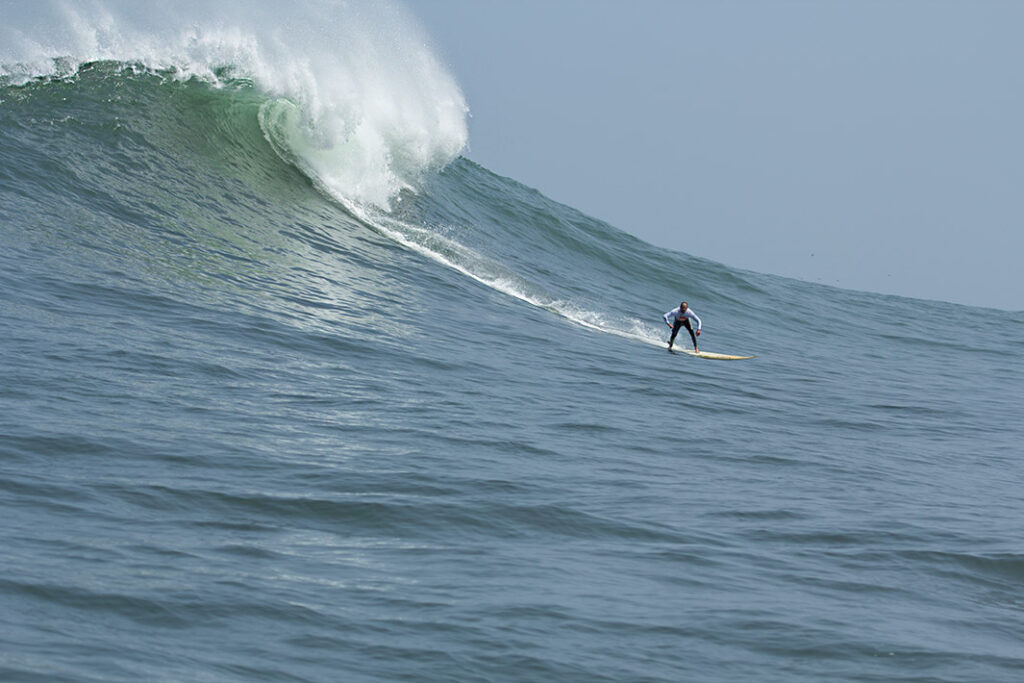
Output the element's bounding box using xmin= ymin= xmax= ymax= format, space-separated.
xmin=663 ymin=301 xmax=701 ymax=352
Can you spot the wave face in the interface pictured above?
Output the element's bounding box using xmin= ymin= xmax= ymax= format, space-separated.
xmin=2 ymin=7 xmax=1024 ymax=682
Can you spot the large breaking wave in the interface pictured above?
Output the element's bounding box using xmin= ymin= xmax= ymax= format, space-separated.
xmin=0 ymin=0 xmax=469 ymax=210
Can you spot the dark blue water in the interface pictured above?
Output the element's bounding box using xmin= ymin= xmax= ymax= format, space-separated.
xmin=2 ymin=62 xmax=1024 ymax=682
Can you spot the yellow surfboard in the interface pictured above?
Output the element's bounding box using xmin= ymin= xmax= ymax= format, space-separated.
xmin=672 ymin=348 xmax=755 ymax=360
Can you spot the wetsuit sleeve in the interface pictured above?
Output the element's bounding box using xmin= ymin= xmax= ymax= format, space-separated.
xmin=662 ymin=310 xmax=674 ymax=325
xmin=690 ymin=312 xmax=702 ymax=330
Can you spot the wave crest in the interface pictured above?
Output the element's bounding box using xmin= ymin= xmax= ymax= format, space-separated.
xmin=0 ymin=0 xmax=469 ymax=210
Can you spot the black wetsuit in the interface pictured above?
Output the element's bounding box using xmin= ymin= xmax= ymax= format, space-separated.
xmin=670 ymin=317 xmax=698 ymax=349
xmin=663 ymin=306 xmax=702 ymax=349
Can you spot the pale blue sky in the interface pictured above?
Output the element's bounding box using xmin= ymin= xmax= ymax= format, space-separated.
xmin=411 ymin=1 xmax=1024 ymax=310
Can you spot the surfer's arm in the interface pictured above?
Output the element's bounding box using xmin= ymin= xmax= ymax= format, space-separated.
xmin=690 ymin=312 xmax=702 ymax=331
xmin=662 ymin=311 xmax=674 ymax=327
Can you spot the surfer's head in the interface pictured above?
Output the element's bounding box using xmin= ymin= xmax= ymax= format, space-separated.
xmin=680 ymin=301 xmax=688 ymax=312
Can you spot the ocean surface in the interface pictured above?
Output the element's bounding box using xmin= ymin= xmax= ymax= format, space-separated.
xmin=2 ymin=3 xmax=1024 ymax=681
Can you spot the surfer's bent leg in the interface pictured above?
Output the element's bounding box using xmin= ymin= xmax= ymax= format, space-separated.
xmin=683 ymin=320 xmax=697 ymax=348
xmin=669 ymin=319 xmax=683 ymax=347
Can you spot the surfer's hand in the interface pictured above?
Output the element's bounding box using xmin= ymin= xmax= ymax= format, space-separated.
xmin=696 ymin=330 xmax=701 ymax=336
